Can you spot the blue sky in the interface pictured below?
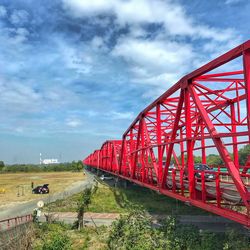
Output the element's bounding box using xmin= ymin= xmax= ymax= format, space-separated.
xmin=0 ymin=0 xmax=248 ymax=164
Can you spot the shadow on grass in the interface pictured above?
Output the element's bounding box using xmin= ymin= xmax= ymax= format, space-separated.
xmin=102 ymin=179 xmax=208 ymax=215
xmin=45 ymin=176 xmax=209 ymax=215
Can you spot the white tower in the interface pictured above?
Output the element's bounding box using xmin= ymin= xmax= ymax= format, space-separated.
xmin=40 ymin=153 xmax=42 ymax=165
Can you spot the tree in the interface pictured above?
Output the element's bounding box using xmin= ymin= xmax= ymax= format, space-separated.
xmin=76 ymin=160 xmax=83 ymax=172
xmin=76 ymin=183 xmax=98 ymax=229
xmin=194 ymin=156 xmax=202 ymax=164
xmin=206 ymin=154 xmax=223 ymax=166
xmin=0 ymin=161 xmax=4 ymax=171
xmin=77 ymin=188 xmax=92 ymax=230
xmin=238 ymin=144 xmax=250 ymax=166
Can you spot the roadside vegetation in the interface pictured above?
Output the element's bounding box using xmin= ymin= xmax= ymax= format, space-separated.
xmin=32 ymin=209 xmax=249 ymax=250
xmin=107 ymin=210 xmax=249 ymax=250
xmin=29 ymin=160 xmax=250 ymax=250
xmin=45 ymin=181 xmax=207 ymax=215
xmin=32 ymin=222 xmax=108 ymax=250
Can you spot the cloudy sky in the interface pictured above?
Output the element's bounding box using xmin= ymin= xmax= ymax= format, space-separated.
xmin=0 ymin=0 xmax=248 ymax=164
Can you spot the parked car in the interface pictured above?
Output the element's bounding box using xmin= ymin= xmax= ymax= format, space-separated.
xmin=184 ymin=164 xmax=215 ymax=181
xmin=100 ymin=175 xmax=113 ymax=181
xmin=32 ymin=184 xmax=49 ymax=194
xmin=168 ymin=164 xmax=176 ymax=173
xmin=162 ymin=162 xmax=176 ymax=172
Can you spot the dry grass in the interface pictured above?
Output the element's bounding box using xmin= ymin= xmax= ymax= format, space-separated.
xmin=0 ymin=172 xmax=85 ymax=208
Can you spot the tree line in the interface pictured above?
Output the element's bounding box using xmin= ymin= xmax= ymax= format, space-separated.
xmin=0 ymin=144 xmax=249 ymax=173
xmin=0 ymin=160 xmax=83 ymax=173
xmin=167 ymin=144 xmax=250 ymax=167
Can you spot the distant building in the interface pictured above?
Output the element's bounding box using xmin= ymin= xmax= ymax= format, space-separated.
xmin=40 ymin=153 xmax=59 ymax=165
xmin=42 ymin=159 xmax=59 ymax=165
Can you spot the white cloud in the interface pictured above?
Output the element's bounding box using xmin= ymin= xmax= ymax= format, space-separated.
xmin=112 ymin=37 xmax=195 ymax=87
xmin=10 ymin=9 xmax=29 ymax=25
xmin=113 ymin=38 xmax=194 ymax=71
xmin=57 ymin=41 xmax=93 ymax=74
xmin=62 ymin=0 xmax=235 ymax=41
xmin=66 ymin=118 xmax=82 ymax=127
xmin=202 ymin=37 xmax=242 ymax=58
xmin=225 ymin=0 xmax=243 ymax=4
xmin=90 ymin=36 xmax=108 ymax=52
xmin=62 ymin=0 xmax=241 ymax=96
xmin=14 ymin=27 xmax=29 ymax=43
xmin=0 ymin=26 xmax=30 ymax=46
xmin=133 ymin=72 xmax=181 ymax=87
xmin=62 ymin=0 xmax=115 ymax=16
xmin=0 ymin=5 xmax=7 ymax=18
xmin=15 ymin=127 xmax=24 ymax=133
xmin=0 ymin=80 xmax=41 ymax=112
xmin=110 ymin=111 xmax=134 ymax=120
xmin=128 ymin=25 xmax=147 ymax=39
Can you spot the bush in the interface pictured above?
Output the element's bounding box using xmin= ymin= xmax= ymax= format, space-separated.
xmin=108 ymin=209 xmax=250 ymax=250
xmin=34 ymin=223 xmax=72 ymax=250
xmin=223 ymin=230 xmax=249 ymax=250
xmin=108 ymin=209 xmax=168 ymax=249
xmin=160 ymin=216 xmax=201 ymax=249
xmin=42 ymin=231 xmax=72 ymax=250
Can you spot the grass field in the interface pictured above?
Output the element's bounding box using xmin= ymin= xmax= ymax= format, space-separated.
xmin=45 ymin=181 xmax=208 ymax=215
xmin=0 ymin=172 xmax=85 ymax=207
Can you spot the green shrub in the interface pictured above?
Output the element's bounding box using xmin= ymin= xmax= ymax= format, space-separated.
xmin=108 ymin=209 xmax=168 ymax=250
xmin=42 ymin=231 xmax=72 ymax=250
xmin=108 ymin=210 xmax=250 ymax=250
xmin=223 ymin=230 xmax=249 ymax=250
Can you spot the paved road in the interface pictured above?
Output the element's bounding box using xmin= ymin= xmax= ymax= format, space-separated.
xmin=0 ymin=171 xmax=95 ymax=220
xmin=39 ymin=211 xmax=249 ymax=234
xmin=40 ymin=212 xmax=119 ymax=227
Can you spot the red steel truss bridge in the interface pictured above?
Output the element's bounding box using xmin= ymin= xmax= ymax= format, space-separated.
xmin=83 ymin=40 xmax=250 ymax=227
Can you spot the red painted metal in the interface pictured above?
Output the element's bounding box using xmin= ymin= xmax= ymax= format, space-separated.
xmin=0 ymin=214 xmax=32 ymax=231
xmin=83 ymin=41 xmax=250 ymax=227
